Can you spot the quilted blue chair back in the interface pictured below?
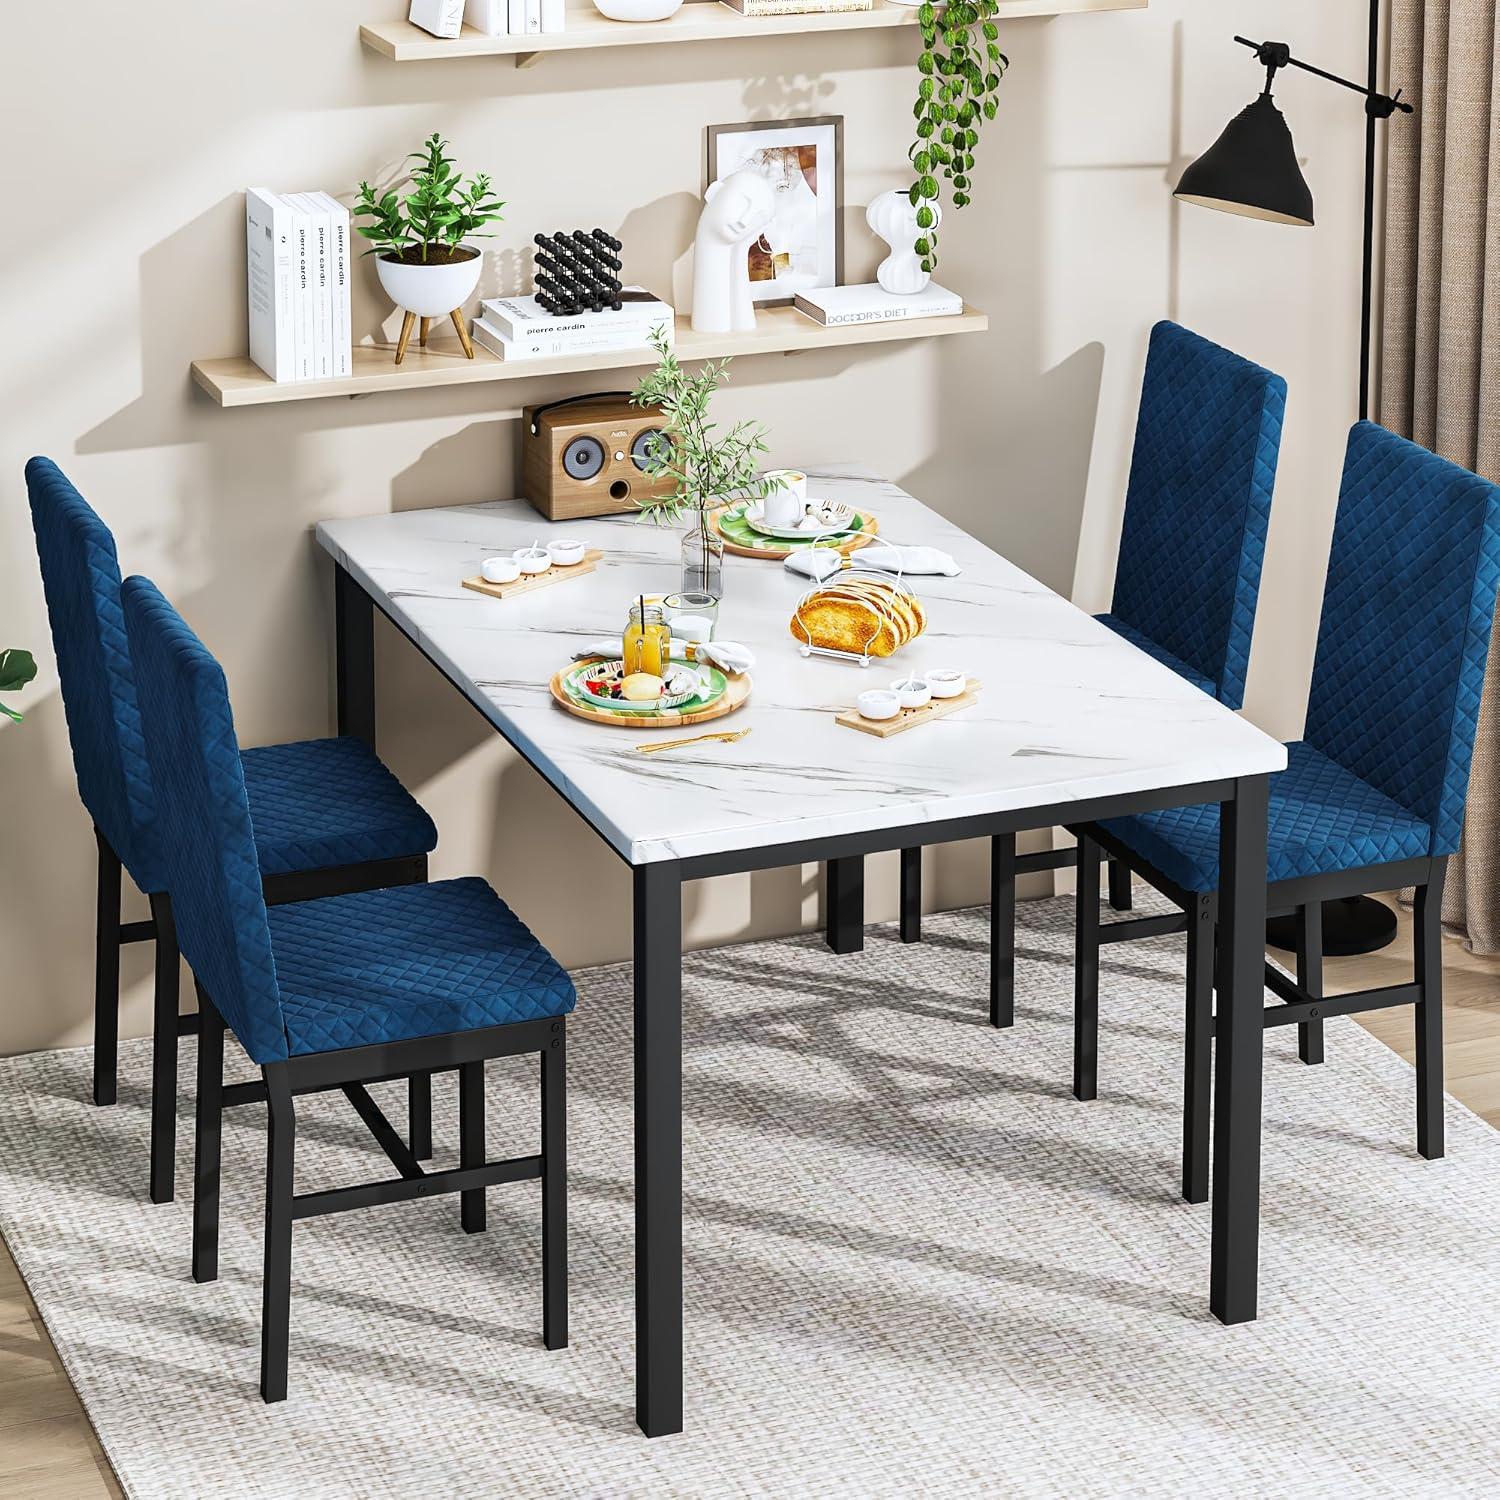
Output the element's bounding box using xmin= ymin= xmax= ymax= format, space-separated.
xmin=1110 ymin=321 xmax=1286 ymax=708
xmin=121 ymin=576 xmax=288 ymax=1064
xmin=1305 ymin=421 xmax=1500 ymax=858
xmin=25 ymin=458 xmax=160 ymax=891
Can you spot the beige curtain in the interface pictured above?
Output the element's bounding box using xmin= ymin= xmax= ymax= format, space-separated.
xmin=1381 ymin=0 xmax=1500 ymax=949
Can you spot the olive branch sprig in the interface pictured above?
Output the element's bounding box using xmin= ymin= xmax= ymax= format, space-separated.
xmin=909 ymin=0 xmax=1009 ymax=271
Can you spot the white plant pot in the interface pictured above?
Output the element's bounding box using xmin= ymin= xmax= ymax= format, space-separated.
xmin=375 ymin=246 xmax=483 ymax=318
xmin=866 ymin=189 xmax=939 ymax=296
xmin=591 ymin=0 xmax=683 ymax=20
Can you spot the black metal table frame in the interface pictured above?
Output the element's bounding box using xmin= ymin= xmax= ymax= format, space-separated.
xmin=332 ymin=563 xmax=1272 ymax=1439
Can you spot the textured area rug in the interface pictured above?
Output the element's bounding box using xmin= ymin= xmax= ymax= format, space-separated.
xmin=1 ymin=898 xmax=1498 ymax=1499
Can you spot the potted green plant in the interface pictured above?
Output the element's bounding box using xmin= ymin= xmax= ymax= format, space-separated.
xmin=354 ymin=132 xmax=506 ymax=363
xmin=907 ymin=1 xmax=1009 ymax=272
xmin=630 ymin=329 xmax=774 ymax=598
xmin=0 ymin=648 xmax=37 ymax=724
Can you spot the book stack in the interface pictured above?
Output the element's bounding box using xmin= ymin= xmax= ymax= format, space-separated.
xmin=471 ymin=289 xmax=674 ymax=362
xmin=792 ymin=282 xmax=965 ymax=328
xmin=245 ymin=190 xmax=353 ymax=384
xmin=452 ymin=0 xmax=565 ymax=37
xmin=718 ymin=0 xmax=872 ymax=13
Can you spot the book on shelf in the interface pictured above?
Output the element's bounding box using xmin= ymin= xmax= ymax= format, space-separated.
xmin=479 ymin=289 xmax=673 ymax=344
xmin=467 ymin=0 xmax=563 ymax=30
xmin=409 ymin=0 xmax=466 ymax=37
xmin=471 ymin=316 xmax=672 ymax=363
xmin=718 ymin=0 xmax=873 ymax=13
xmin=465 ymin=0 xmax=508 ymax=33
xmin=244 ymin=190 xmax=354 ymax=384
xmin=792 ymin=282 xmax=965 ymax=327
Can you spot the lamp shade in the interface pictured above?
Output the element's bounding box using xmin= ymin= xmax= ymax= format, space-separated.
xmin=1174 ymin=94 xmax=1314 ymax=226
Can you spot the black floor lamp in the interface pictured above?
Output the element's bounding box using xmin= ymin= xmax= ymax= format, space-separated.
xmin=1174 ymin=10 xmax=1413 ymax=956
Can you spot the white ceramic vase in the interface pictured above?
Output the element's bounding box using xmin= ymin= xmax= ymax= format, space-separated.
xmin=591 ymin=0 xmax=683 ymax=20
xmin=865 ymin=190 xmax=939 ymax=297
xmin=374 ymin=245 xmax=483 ymax=318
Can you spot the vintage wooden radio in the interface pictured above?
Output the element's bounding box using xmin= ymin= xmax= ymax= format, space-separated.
xmin=520 ymin=393 xmax=676 ymax=521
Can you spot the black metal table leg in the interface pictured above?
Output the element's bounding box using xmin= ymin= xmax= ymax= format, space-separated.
xmin=1210 ymin=773 xmax=1268 ymax=1325
xmin=92 ymin=828 xmax=121 ymax=1108
xmin=335 ymin=563 xmax=376 ymax=748
xmin=635 ymin=861 xmax=684 ymax=1438
xmin=899 ymin=847 xmax=921 ymax=943
xmin=1073 ymin=836 xmax=1101 ymax=1100
xmin=990 ymin=833 xmax=1016 ymax=1028
xmin=824 ymin=856 xmax=865 ymax=954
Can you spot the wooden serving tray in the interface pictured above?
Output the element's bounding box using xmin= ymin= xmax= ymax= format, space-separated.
xmin=462 ymin=549 xmax=603 ymax=600
xmin=710 ymin=506 xmax=878 ymax=561
xmin=836 ymin=679 xmax=982 ymax=737
xmin=549 ymin=664 xmax=752 ymax=729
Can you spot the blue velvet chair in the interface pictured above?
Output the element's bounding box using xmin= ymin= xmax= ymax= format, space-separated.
xmin=1073 ymin=421 xmax=1500 ymax=1201
xmin=26 ymin=458 xmax=439 ymax=1205
xmin=122 ymin=575 xmax=575 ymax=1402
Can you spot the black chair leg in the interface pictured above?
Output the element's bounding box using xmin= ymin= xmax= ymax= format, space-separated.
xmin=1181 ymin=894 xmax=1214 ymax=1204
xmin=260 ymin=1065 xmax=296 ymax=1404
xmin=408 ymin=1072 xmax=433 ymax=1161
xmin=148 ymin=893 xmax=179 ymax=1204
xmin=192 ymin=989 xmax=224 ymax=1283
xmin=990 ymin=833 xmax=1016 ymax=1028
xmin=542 ymin=1027 xmax=568 ymax=1350
xmin=1296 ymin=902 xmax=1325 ymax=1065
xmin=1074 ymin=836 xmax=1101 ymax=1100
xmin=899 ymin=847 xmax=921 ymax=943
xmin=460 ymin=1061 xmax=487 ymax=1234
xmin=1414 ymin=873 xmax=1446 ymax=1160
xmin=1107 ymin=857 xmax=1133 ymax=912
xmin=92 ymin=828 xmax=120 ymax=1108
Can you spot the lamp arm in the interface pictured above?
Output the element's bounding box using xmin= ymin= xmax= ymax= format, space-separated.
xmin=1232 ymin=34 xmax=1413 ymax=118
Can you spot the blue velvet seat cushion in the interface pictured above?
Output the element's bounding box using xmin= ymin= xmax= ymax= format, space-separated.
xmin=1100 ymin=741 xmax=1432 ymax=893
xmin=241 ymin=737 xmax=437 ymax=877
xmin=267 ymin=877 xmax=576 ymax=1056
xmin=1094 ymin=613 xmax=1216 ymax=697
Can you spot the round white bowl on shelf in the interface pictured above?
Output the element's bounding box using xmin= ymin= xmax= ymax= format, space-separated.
xmin=375 ymin=245 xmax=483 ymax=319
xmin=591 ymin=0 xmax=683 ymax=19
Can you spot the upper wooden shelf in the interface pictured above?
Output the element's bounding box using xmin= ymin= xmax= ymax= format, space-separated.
xmin=360 ymin=0 xmax=1147 ymax=67
xmin=191 ymin=302 xmax=989 ymax=408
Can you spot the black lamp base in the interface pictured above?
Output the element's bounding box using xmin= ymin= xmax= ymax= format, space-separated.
xmin=1265 ymin=894 xmax=1398 ymax=956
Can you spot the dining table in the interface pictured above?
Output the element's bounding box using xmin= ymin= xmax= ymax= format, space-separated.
xmin=314 ymin=465 xmax=1286 ymax=1438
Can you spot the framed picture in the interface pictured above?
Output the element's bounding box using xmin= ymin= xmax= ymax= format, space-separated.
xmin=706 ymin=115 xmax=844 ymax=307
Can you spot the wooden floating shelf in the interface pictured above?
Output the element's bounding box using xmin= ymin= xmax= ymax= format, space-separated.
xmin=190 ymin=303 xmax=989 ymax=408
xmin=360 ymin=0 xmax=1147 ymax=68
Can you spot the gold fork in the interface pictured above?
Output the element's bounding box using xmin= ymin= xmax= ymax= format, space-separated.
xmin=635 ymin=728 xmax=752 ymax=755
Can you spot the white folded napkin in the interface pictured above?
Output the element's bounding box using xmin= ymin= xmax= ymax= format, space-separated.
xmin=696 ymin=640 xmax=756 ymax=675
xmin=783 ymin=548 xmax=845 ymax=582
xmin=857 ymin=542 xmax=961 ymax=576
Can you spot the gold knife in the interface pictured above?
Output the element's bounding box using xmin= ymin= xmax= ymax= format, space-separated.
xmin=635 ymin=728 xmax=752 ymax=755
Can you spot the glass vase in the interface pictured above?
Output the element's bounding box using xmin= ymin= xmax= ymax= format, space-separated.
xmin=681 ymin=513 xmax=724 ymax=600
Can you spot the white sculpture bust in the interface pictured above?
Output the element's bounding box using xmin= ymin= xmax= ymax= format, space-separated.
xmin=691 ymin=169 xmax=776 ymax=334
xmin=866 ymin=189 xmax=940 ymax=297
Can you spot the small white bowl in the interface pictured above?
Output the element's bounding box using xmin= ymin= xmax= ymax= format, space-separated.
xmin=857 ymin=689 xmax=902 ymax=722
xmin=514 ymin=546 xmax=552 ymax=575
xmin=927 ymin=668 xmax=967 ymax=699
xmin=481 ymin=555 xmax=522 ymax=584
xmin=547 ymin=538 xmax=587 ymax=567
xmin=891 ymin=677 xmax=931 ymax=710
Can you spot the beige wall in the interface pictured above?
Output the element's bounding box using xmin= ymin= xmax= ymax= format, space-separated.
xmin=0 ymin=0 xmax=1370 ymax=1054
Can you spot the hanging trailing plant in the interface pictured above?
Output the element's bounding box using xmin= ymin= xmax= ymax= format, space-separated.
xmin=909 ymin=1 xmax=1009 ymax=272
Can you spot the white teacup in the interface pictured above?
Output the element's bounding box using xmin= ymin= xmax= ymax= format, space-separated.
xmin=760 ymin=469 xmax=808 ymax=528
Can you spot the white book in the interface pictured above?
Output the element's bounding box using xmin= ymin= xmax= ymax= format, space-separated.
xmin=464 ymin=0 xmax=507 ymax=33
xmin=409 ymin=0 xmax=465 ymax=37
xmin=245 ymin=189 xmax=295 ymax=383
xmin=540 ymin=0 xmax=565 ymax=31
xmin=472 ymin=317 xmax=670 ymax=363
xmin=312 ymin=191 xmax=353 ymax=379
xmin=480 ymin=289 xmax=672 ymax=342
xmin=508 ymin=0 xmax=541 ymax=33
xmin=507 ymin=0 xmax=526 ymax=30
xmin=284 ymin=196 xmax=314 ymax=381
xmin=793 ymin=281 xmax=964 ymax=327
xmin=298 ymin=194 xmax=334 ymax=380
xmin=527 ymin=0 xmax=542 ymax=32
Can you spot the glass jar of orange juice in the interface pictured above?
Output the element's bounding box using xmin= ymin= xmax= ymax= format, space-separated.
xmin=623 ymin=602 xmax=670 ymax=677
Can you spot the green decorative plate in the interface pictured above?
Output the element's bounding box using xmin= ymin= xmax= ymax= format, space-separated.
xmin=561 ymin=659 xmax=728 ymax=717
xmin=712 ymin=504 xmax=877 ymax=559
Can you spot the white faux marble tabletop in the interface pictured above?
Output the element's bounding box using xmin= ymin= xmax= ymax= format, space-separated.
xmin=316 ymin=468 xmax=1286 ymax=865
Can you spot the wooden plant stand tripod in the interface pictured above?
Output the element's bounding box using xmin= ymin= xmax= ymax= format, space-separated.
xmin=395 ymin=308 xmax=475 ymax=365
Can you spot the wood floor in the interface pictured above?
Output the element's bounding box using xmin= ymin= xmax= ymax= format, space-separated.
xmin=2 ymin=897 xmax=1497 ymax=1499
